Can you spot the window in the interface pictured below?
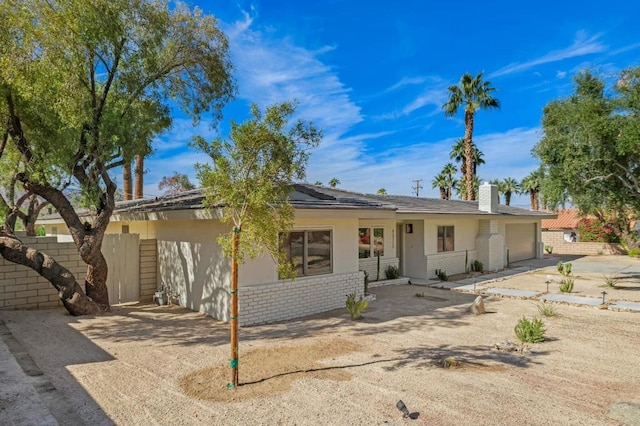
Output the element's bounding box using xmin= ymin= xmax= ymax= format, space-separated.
xmin=122 ymin=225 xmax=130 ymax=234
xmin=358 ymin=227 xmax=384 ymax=258
xmin=437 ymin=226 xmax=454 ymax=252
xmin=281 ymin=230 xmax=332 ymax=276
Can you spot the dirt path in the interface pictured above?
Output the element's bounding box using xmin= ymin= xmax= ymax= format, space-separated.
xmin=1 ymin=283 xmax=639 ymax=425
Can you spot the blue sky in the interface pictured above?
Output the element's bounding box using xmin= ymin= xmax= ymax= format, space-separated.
xmin=143 ymin=0 xmax=640 ymax=205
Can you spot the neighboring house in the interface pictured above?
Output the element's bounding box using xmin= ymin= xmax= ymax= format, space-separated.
xmin=541 ymin=209 xmax=582 ymax=245
xmin=39 ymin=183 xmax=553 ymax=326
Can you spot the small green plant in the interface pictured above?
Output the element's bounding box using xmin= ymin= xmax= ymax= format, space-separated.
xmin=472 ymin=260 xmax=483 ymax=272
xmin=544 ymin=245 xmax=553 ymax=254
xmin=559 ymin=278 xmax=574 ymax=293
xmin=345 ymin=293 xmax=368 ymax=320
xmin=536 ymin=301 xmax=559 ymax=317
xmin=602 ymin=275 xmax=617 ymax=288
xmin=628 ymin=248 xmax=640 ymax=258
xmin=436 ymin=270 xmax=448 ymax=281
xmin=385 ymin=264 xmax=400 ymax=279
xmin=415 ymin=292 xmax=425 ymax=298
xmin=514 ymin=317 xmax=546 ymax=343
xmin=557 ymin=261 xmax=572 ymax=276
xmin=363 ymin=271 xmax=369 ymax=294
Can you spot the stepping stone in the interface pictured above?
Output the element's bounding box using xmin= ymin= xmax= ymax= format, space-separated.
xmin=609 ymin=301 xmax=640 ymax=312
xmin=541 ymin=294 xmax=602 ymax=306
xmin=484 ymin=288 xmax=540 ymax=298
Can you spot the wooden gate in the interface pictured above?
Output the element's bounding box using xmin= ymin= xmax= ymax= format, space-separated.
xmin=103 ymin=234 xmax=140 ymax=304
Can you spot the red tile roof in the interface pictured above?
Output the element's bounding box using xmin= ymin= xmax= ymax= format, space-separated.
xmin=541 ymin=209 xmax=582 ymax=229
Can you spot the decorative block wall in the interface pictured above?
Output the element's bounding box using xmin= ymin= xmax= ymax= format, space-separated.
xmin=541 ymin=231 xmax=625 ymax=255
xmin=426 ymin=250 xmax=478 ymax=278
xmin=358 ymin=257 xmax=399 ymax=282
xmin=238 ymin=271 xmax=364 ymax=326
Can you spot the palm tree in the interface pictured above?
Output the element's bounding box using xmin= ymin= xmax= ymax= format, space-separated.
xmin=441 ymin=163 xmax=457 ymax=200
xmin=377 ymin=188 xmax=387 ymax=195
xmin=489 ymin=179 xmax=503 ymax=204
xmin=328 ymin=177 xmax=340 ymax=188
xmin=520 ymin=171 xmax=541 ymax=210
xmin=134 ymin=154 xmax=144 ymax=199
xmin=449 ymin=138 xmax=486 ymax=198
xmin=313 ymin=180 xmax=322 ymax=186
xmin=123 ymin=162 xmax=133 ymax=200
xmin=443 ymin=72 xmax=500 ymax=201
xmin=501 ymin=177 xmax=519 ymax=206
xmin=456 ymin=175 xmax=482 ymax=200
xmin=432 ymin=173 xmax=448 ymax=199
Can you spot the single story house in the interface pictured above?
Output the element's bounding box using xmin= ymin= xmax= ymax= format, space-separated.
xmin=40 ymin=183 xmax=553 ymax=325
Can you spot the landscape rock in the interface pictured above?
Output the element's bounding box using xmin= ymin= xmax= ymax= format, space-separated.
xmin=469 ymin=296 xmax=485 ymax=315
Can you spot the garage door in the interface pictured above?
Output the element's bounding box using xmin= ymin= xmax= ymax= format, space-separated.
xmin=505 ymin=223 xmax=536 ymax=262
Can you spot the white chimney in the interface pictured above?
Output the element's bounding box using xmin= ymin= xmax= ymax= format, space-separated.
xmin=478 ymin=182 xmax=498 ymax=213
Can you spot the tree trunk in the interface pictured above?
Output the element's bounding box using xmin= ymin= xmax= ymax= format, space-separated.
xmin=533 ymin=191 xmax=539 ymax=211
xmin=0 ymin=233 xmax=102 ymax=315
xmin=134 ymin=155 xmax=144 ymax=199
xmin=529 ymin=191 xmax=535 ymax=210
xmin=505 ymin=192 xmax=511 ymax=206
xmin=123 ymin=162 xmax=132 ymax=201
xmin=84 ymin=253 xmax=110 ymax=308
xmin=439 ymin=187 xmax=447 ymax=199
xmin=464 ymin=110 xmax=475 ymax=201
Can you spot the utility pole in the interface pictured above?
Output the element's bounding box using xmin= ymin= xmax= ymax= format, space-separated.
xmin=412 ymin=179 xmax=423 ymax=197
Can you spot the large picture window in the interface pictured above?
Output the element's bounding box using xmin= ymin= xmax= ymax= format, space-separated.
xmin=358 ymin=227 xmax=384 ymax=258
xmin=437 ymin=226 xmax=454 ymax=252
xmin=281 ymin=230 xmax=332 ymax=276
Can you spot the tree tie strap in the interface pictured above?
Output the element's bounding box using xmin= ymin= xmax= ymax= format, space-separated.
xmin=230 ymin=316 xmax=238 ymax=321
xmin=230 ymin=290 xmax=238 ymax=295
xmin=229 ymin=358 xmax=238 ymax=368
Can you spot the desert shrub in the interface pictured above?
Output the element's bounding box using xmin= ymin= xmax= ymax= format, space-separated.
xmin=557 ymin=261 xmax=572 ymax=276
xmin=514 ymin=317 xmax=546 ymax=343
xmin=472 ymin=260 xmax=483 ymax=272
xmin=415 ymin=292 xmax=425 ymax=298
xmin=537 ymin=301 xmax=559 ymax=317
xmin=436 ymin=270 xmax=448 ymax=281
xmin=345 ymin=293 xmax=368 ymax=320
xmin=35 ymin=226 xmax=47 ymax=237
xmin=602 ymin=275 xmax=617 ymax=288
xmin=544 ymin=245 xmax=553 ymax=254
xmin=559 ymin=278 xmax=574 ymax=293
xmin=628 ymin=248 xmax=640 ymax=258
xmin=385 ymin=264 xmax=400 ymax=279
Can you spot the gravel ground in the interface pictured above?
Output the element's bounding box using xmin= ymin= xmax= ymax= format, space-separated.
xmin=1 ymin=276 xmax=640 ymax=425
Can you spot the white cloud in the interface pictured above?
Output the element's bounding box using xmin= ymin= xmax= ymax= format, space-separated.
xmin=489 ymin=31 xmax=607 ymax=78
xmin=556 ymin=70 xmax=567 ymax=79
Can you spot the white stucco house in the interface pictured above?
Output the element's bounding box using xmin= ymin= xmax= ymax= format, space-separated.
xmin=40 ymin=183 xmax=553 ymax=325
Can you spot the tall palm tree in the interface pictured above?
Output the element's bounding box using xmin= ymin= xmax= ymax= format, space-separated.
xmin=450 ymin=138 xmax=485 ymax=178
xmin=520 ymin=171 xmax=541 ymax=210
xmin=456 ymin=175 xmax=482 ymax=200
xmin=328 ymin=177 xmax=340 ymax=188
xmin=501 ymin=177 xmax=519 ymax=206
xmin=441 ymin=163 xmax=457 ymax=200
xmin=432 ymin=173 xmax=448 ymax=199
xmin=489 ymin=179 xmax=503 ymax=204
xmin=443 ymin=72 xmax=500 ymax=201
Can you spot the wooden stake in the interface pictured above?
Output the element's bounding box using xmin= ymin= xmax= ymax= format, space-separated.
xmin=229 ymin=227 xmax=239 ymax=388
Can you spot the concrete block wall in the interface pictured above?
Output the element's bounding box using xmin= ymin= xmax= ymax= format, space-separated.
xmin=542 ymin=231 xmax=625 ymax=255
xmin=426 ymin=250 xmax=478 ymax=278
xmin=139 ymin=239 xmax=158 ymax=302
xmin=0 ymin=237 xmax=83 ymax=310
xmin=358 ymin=257 xmax=399 ymax=282
xmin=239 ymin=271 xmax=364 ymax=326
xmin=541 ymin=231 xmax=565 ymax=247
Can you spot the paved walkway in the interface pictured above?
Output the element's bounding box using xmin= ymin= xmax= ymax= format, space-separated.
xmin=409 ymin=257 xmax=640 ymax=313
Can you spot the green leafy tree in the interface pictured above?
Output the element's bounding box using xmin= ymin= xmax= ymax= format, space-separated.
xmin=158 ymin=172 xmax=196 ymax=195
xmin=376 ymin=188 xmax=387 ymax=195
xmin=328 ymin=177 xmax=340 ymax=188
xmin=534 ymin=68 xmax=640 ymax=247
xmin=194 ymin=101 xmax=321 ymax=388
xmin=0 ymin=0 xmax=234 ymax=315
xmin=443 ymin=72 xmax=500 ymax=201
xmin=501 ymin=177 xmax=519 ymax=206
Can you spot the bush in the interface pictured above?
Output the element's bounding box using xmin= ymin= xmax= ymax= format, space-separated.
xmin=472 ymin=260 xmax=483 ymax=272
xmin=577 ymin=218 xmax=619 ymax=243
xmin=514 ymin=317 xmax=546 ymax=343
xmin=345 ymin=293 xmax=368 ymax=320
xmin=602 ymin=275 xmax=617 ymax=288
xmin=385 ymin=265 xmax=400 ymax=279
xmin=628 ymin=248 xmax=640 ymax=258
xmin=436 ymin=270 xmax=448 ymax=281
xmin=544 ymin=245 xmax=553 ymax=254
xmin=557 ymin=261 xmax=572 ymax=276
xmin=559 ymin=278 xmax=574 ymax=293
xmin=537 ymin=301 xmax=559 ymax=317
